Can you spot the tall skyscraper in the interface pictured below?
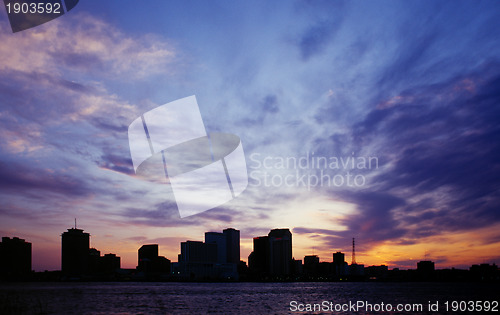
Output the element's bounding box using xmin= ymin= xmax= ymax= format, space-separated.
xmin=332 ymin=251 xmax=348 ymax=277
xmin=204 ymin=228 xmax=240 ymax=264
xmin=138 ymin=244 xmax=158 ymax=267
xmin=249 ymin=229 xmax=293 ymax=277
xmin=0 ymin=237 xmax=32 ymax=278
xmin=223 ymin=228 xmax=240 ymax=264
xmin=88 ymin=248 xmax=101 ymax=273
xmin=179 ymin=241 xmax=217 ymax=263
xmin=248 ymin=236 xmax=269 ymax=275
xmin=61 ymin=228 xmax=90 ymax=275
xmin=268 ymin=228 xmax=292 ymax=276
xmin=205 ymin=232 xmax=226 ymax=263
xmin=333 ymin=251 xmax=345 ymax=265
xmin=179 ymin=230 xmax=238 ymax=280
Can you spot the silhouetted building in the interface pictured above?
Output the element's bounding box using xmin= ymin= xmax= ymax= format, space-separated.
xmin=88 ymin=248 xmax=101 ymax=273
xmin=248 ymin=236 xmax=269 ymax=275
xmin=303 ymin=255 xmax=320 ymax=275
xmin=417 ymin=260 xmax=435 ymax=273
xmin=416 ymin=260 xmax=434 ymax=279
xmin=159 ymin=256 xmax=172 ymax=273
xmin=178 ymin=239 xmax=237 ymax=280
xmin=349 ymin=263 xmax=365 ymax=277
xmin=138 ymin=244 xmax=170 ymax=273
xmin=248 ymin=229 xmax=293 ymax=278
xmin=61 ymin=228 xmax=90 ymax=276
xmin=319 ymin=262 xmax=333 ymax=276
xmin=178 ymin=241 xmax=216 ymax=278
xmin=365 ymin=265 xmax=388 ymax=280
xmin=138 ymin=244 xmax=158 ymax=271
xmin=101 ymin=253 xmax=121 ymax=273
xmin=435 ymin=267 xmax=469 ymax=282
xmin=332 ymin=251 xmax=348 ymax=278
xmin=224 ymin=228 xmax=240 ymax=264
xmin=205 ymin=232 xmax=226 ymax=263
xmin=237 ymin=260 xmax=250 ymax=279
xmin=469 ymin=263 xmax=498 ymax=282
xmin=292 ymin=258 xmax=303 ymax=275
xmin=333 ymin=252 xmax=345 ymax=265
xmin=247 ymin=252 xmax=255 ymax=271
xmin=88 ymin=248 xmax=121 ymax=275
xmin=205 ymin=228 xmax=240 ymax=264
xmin=268 ymin=228 xmax=292 ymax=276
xmin=0 ymin=237 xmax=31 ymax=279
xmin=180 ymin=241 xmax=217 ymax=263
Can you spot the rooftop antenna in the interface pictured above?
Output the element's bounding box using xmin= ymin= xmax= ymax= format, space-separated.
xmin=74 ymin=218 xmax=77 ymax=229
xmin=352 ymin=237 xmax=356 ymax=265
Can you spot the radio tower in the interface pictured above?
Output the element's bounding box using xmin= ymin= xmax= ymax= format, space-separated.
xmin=351 ymin=237 xmax=356 ymax=265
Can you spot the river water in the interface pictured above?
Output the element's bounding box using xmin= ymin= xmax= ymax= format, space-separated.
xmin=0 ymin=282 xmax=498 ymax=314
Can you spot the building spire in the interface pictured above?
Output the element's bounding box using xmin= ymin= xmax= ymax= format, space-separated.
xmin=75 ymin=218 xmax=77 ymax=229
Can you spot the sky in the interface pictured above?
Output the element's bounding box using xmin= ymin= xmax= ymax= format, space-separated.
xmin=0 ymin=0 xmax=499 ymax=271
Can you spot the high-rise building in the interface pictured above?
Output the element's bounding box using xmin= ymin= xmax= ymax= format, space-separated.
xmin=291 ymin=258 xmax=303 ymax=275
xmin=61 ymin=228 xmax=90 ymax=275
xmin=88 ymin=248 xmax=121 ymax=274
xmin=0 ymin=237 xmax=32 ymax=278
xmin=332 ymin=251 xmax=348 ymax=277
xmin=248 ymin=236 xmax=269 ymax=275
xmin=223 ymin=228 xmax=240 ymax=264
xmin=179 ymin=241 xmax=217 ymax=263
xmin=205 ymin=232 xmax=226 ymax=263
xmin=333 ymin=252 xmax=345 ymax=265
xmin=138 ymin=244 xmax=158 ymax=270
xmin=268 ymin=228 xmax=292 ymax=276
xmin=178 ymin=232 xmax=238 ymax=280
xmin=248 ymin=229 xmax=293 ymax=277
xmin=137 ymin=244 xmax=170 ymax=273
xmin=204 ymin=228 xmax=240 ymax=264
xmin=88 ymin=248 xmax=101 ymax=273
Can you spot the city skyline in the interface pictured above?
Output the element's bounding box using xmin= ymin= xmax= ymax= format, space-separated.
xmin=4 ymin=226 xmax=498 ymax=284
xmin=1 ymin=1 xmax=500 ymax=274
xmin=1 ymin=223 xmax=497 ymax=273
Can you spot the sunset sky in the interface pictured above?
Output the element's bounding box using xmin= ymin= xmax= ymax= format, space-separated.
xmin=1 ymin=0 xmax=499 ymax=271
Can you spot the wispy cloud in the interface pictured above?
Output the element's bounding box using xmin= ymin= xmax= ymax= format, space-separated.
xmin=313 ymin=64 xmax=500 ymax=253
xmin=0 ymin=13 xmax=176 ymax=78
